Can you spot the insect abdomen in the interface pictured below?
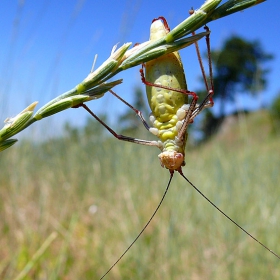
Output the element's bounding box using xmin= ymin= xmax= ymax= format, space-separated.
xmin=145 ymin=52 xmax=188 ymax=123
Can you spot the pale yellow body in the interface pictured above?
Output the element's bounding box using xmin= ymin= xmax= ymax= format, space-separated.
xmin=145 ymin=19 xmax=189 ymax=171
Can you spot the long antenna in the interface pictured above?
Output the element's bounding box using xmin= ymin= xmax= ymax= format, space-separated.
xmin=99 ymin=173 xmax=174 ymax=279
xmin=179 ymin=170 xmax=280 ymax=260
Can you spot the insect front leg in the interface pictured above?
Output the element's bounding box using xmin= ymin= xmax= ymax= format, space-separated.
xmin=190 ymin=91 xmax=213 ymax=122
xmin=76 ymin=102 xmax=160 ymax=149
xmin=109 ymin=89 xmax=151 ymax=132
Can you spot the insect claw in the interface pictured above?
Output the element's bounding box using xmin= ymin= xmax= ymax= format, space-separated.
xmin=204 ymin=25 xmax=210 ymax=33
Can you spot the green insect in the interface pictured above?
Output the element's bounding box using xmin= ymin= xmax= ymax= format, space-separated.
xmin=79 ymin=15 xmax=279 ymax=280
xmin=83 ymin=16 xmax=213 ymax=175
xmin=141 ymin=16 xmax=213 ymax=172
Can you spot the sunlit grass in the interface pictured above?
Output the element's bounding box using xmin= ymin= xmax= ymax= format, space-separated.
xmin=0 ymin=110 xmax=279 ymax=279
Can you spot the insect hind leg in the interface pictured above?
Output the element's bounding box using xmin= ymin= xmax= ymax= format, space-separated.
xmin=185 ymin=22 xmax=214 ymax=123
xmin=192 ymin=24 xmax=214 ymax=105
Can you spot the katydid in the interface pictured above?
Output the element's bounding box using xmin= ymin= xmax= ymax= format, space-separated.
xmin=78 ymin=15 xmax=280 ymax=280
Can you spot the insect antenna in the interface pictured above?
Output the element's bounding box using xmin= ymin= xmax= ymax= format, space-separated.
xmin=178 ymin=170 xmax=280 ymax=260
xmin=99 ymin=172 xmax=174 ymax=279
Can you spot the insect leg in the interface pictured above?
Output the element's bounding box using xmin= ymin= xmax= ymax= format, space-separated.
xmin=140 ymin=65 xmax=198 ymax=99
xmin=177 ymin=95 xmax=198 ymax=140
xmin=190 ymin=91 xmax=213 ymax=121
xmin=152 ymin=16 xmax=170 ymax=31
xmin=79 ymin=103 xmax=160 ymax=148
xmin=190 ymin=25 xmax=214 ymax=120
xmin=177 ymin=25 xmax=215 ymax=140
xmin=109 ymin=89 xmax=151 ymax=131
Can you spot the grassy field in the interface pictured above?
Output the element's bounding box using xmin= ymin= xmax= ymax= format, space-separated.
xmin=0 ymin=110 xmax=279 ymax=279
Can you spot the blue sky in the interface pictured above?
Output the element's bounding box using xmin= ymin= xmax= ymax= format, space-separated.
xmin=0 ymin=0 xmax=279 ymax=137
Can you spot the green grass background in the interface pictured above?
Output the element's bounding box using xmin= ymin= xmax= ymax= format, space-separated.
xmin=0 ymin=110 xmax=279 ymax=279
